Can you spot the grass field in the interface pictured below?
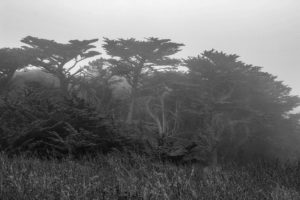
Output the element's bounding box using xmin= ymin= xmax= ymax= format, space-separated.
xmin=0 ymin=152 xmax=300 ymax=200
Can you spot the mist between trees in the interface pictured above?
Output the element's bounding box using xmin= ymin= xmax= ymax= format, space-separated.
xmin=0 ymin=36 xmax=300 ymax=166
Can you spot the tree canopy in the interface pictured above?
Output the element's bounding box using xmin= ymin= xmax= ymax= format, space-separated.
xmin=21 ymin=36 xmax=100 ymax=95
xmin=182 ymin=50 xmax=300 ymax=162
xmin=1 ymin=36 xmax=300 ymax=163
xmin=0 ymin=48 xmax=33 ymax=92
xmin=102 ymin=37 xmax=184 ymax=123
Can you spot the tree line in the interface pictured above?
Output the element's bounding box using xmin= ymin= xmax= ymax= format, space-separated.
xmin=1 ymin=36 xmax=300 ymax=165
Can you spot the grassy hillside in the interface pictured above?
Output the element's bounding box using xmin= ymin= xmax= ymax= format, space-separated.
xmin=0 ymin=153 xmax=300 ymax=200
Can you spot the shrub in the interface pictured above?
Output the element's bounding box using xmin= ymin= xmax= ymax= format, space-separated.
xmin=0 ymin=84 xmax=129 ymax=158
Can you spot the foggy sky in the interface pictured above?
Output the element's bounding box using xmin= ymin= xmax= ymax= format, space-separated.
xmin=1 ymin=0 xmax=300 ymax=97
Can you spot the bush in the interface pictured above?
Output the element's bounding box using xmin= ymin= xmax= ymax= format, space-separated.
xmin=0 ymin=84 xmax=220 ymax=167
xmin=0 ymin=84 xmax=131 ymax=158
xmin=110 ymin=120 xmax=214 ymax=166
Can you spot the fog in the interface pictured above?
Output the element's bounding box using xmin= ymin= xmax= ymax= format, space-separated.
xmin=1 ymin=0 xmax=300 ymax=99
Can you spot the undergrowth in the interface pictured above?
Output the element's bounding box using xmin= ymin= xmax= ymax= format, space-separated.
xmin=1 ymin=152 xmax=300 ymax=200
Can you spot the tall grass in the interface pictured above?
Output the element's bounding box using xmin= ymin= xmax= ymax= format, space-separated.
xmin=0 ymin=152 xmax=300 ymax=200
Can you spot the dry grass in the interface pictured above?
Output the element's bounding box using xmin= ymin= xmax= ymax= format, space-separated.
xmin=0 ymin=152 xmax=300 ymax=200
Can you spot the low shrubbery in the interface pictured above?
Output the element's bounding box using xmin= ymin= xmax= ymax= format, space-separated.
xmin=0 ymin=85 xmax=214 ymax=165
xmin=1 ymin=152 xmax=300 ymax=200
xmin=0 ymin=85 xmax=145 ymax=159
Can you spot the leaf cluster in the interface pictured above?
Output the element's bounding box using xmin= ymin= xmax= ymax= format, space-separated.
xmin=0 ymin=85 xmax=126 ymax=158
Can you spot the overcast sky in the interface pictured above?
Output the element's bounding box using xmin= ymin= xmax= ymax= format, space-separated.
xmin=1 ymin=0 xmax=300 ymax=96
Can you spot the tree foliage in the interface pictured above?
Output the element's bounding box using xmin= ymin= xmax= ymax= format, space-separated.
xmin=0 ymin=48 xmax=33 ymax=93
xmin=21 ymin=36 xmax=100 ymax=96
xmin=1 ymin=36 xmax=300 ymax=164
xmin=183 ymin=50 xmax=300 ymax=162
xmin=103 ymin=37 xmax=184 ymax=123
xmin=0 ymin=84 xmax=131 ymax=158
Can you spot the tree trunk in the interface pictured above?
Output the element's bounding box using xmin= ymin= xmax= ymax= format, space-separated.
xmin=146 ymin=97 xmax=163 ymax=136
xmin=126 ymin=97 xmax=135 ymax=124
xmin=211 ymin=147 xmax=218 ymax=166
xmin=56 ymin=71 xmax=71 ymax=100
xmin=161 ymin=96 xmax=167 ymax=134
xmin=0 ymin=70 xmax=16 ymax=95
xmin=125 ymin=59 xmax=144 ymax=124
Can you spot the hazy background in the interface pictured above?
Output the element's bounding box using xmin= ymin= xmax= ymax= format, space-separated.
xmin=1 ymin=0 xmax=299 ymax=98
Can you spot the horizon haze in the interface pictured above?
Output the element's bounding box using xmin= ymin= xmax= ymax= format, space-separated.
xmin=1 ymin=0 xmax=299 ymax=98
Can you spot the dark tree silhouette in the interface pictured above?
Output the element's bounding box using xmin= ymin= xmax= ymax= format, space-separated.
xmin=102 ymin=37 xmax=184 ymax=123
xmin=0 ymin=48 xmax=33 ymax=93
xmin=184 ymin=50 xmax=300 ymax=163
xmin=21 ymin=36 xmax=100 ymax=97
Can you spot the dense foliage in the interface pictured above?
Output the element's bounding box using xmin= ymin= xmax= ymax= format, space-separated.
xmin=181 ymin=50 xmax=300 ymax=162
xmin=21 ymin=36 xmax=100 ymax=97
xmin=0 ymin=85 xmax=118 ymax=158
xmin=0 ymin=48 xmax=33 ymax=93
xmin=0 ymin=36 xmax=300 ymax=165
xmin=102 ymin=37 xmax=184 ymax=123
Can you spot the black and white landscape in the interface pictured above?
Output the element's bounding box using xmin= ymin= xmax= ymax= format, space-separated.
xmin=1 ymin=0 xmax=300 ymax=199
